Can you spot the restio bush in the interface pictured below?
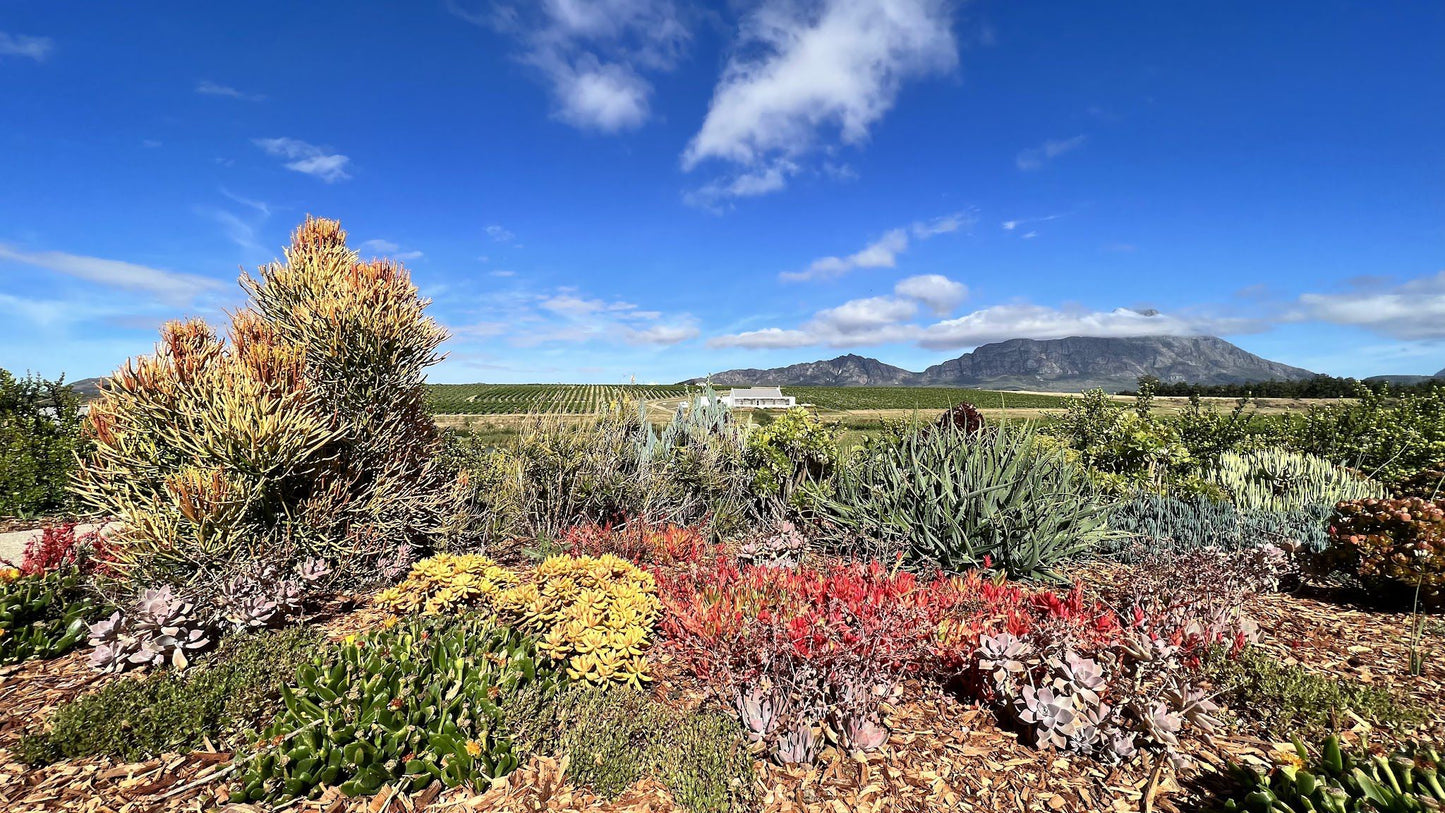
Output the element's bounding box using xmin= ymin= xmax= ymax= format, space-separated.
xmin=378 ymin=552 xmax=659 ymax=687
xmin=502 ymin=682 xmax=755 ymax=813
xmin=1224 ymin=735 xmax=1445 ymax=812
xmin=232 ymin=616 xmax=558 ymax=804
xmin=1207 ymin=449 xmax=1385 ymax=513
xmin=20 ymin=626 xmax=323 ymax=765
xmin=809 ymin=425 xmax=1112 ymax=579
xmin=1320 ymin=497 xmax=1445 ymax=607
xmin=1202 ymin=647 xmax=1424 ymax=741
xmin=0 ymin=369 xmax=86 ymax=517
xmin=74 ymin=217 xmax=454 ymax=591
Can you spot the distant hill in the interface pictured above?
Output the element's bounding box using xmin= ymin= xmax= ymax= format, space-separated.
xmin=69 ymin=377 xmax=106 ymax=400
xmin=694 ymin=335 xmax=1317 ymax=393
xmin=1438 ymin=367 xmax=1445 ymax=378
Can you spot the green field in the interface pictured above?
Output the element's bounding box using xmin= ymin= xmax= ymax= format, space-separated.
xmin=427 ymin=383 xmax=1073 ymax=416
xmin=427 ymin=383 xmax=694 ymax=415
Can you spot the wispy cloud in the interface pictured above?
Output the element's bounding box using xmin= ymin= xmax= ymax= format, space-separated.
xmin=683 ymin=0 xmax=956 ymax=204
xmin=0 ymin=32 xmax=53 ymax=62
xmin=450 ymin=284 xmax=697 ymax=348
xmin=485 ymin=224 xmax=516 ymax=243
xmin=358 ymin=239 xmax=424 ymax=262
xmin=196 ymin=80 xmax=265 ymax=101
xmin=451 ymin=0 xmax=690 ymax=133
xmin=1015 ymin=135 xmax=1086 ymax=171
xmin=253 ymin=137 xmax=352 ymax=183
xmin=714 ymin=274 xmax=973 ymax=348
xmin=0 ymin=243 xmax=222 ymax=307
xmin=782 ymin=211 xmax=973 ymax=282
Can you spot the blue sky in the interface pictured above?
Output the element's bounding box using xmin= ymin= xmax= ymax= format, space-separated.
xmin=1 ymin=1 xmax=1441 ymax=384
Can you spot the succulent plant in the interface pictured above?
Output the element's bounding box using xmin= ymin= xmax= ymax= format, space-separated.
xmin=0 ymin=569 xmax=103 ymax=665
xmin=231 ymin=617 xmax=560 ymax=804
xmin=977 ymin=632 xmax=1032 ymax=694
xmin=1053 ymin=651 xmax=1106 ymax=705
xmin=1224 ymin=735 xmax=1445 ymax=812
xmin=1164 ymin=681 xmax=1222 ymax=735
xmin=736 ymin=521 xmax=806 ymax=569
xmin=88 ymin=585 xmax=211 ymax=672
xmin=1138 ymin=701 xmax=1183 ymax=750
xmin=217 ymin=563 xmax=309 ymax=631
xmin=836 ymin=711 xmax=890 ymax=752
xmin=773 ymin=720 xmax=819 ymax=765
xmin=733 ymin=684 xmax=781 ymax=745
xmin=1016 ymin=686 xmax=1078 ymax=749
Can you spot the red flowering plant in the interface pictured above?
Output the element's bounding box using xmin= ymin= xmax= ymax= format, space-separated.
xmin=564 ymin=521 xmax=713 ymax=566
xmin=2 ymin=522 xmax=112 ymax=577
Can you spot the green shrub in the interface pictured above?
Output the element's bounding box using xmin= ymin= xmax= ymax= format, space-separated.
xmin=0 ymin=568 xmax=103 ymax=665
xmin=19 ymin=626 xmax=323 ymax=764
xmin=1224 ymin=734 xmax=1445 ymax=812
xmin=231 ymin=615 xmax=560 ymax=804
xmin=502 ymin=682 xmax=755 ymax=813
xmin=1281 ymin=385 xmax=1445 ymax=484
xmin=743 ymin=407 xmax=839 ymax=505
xmin=74 ymin=217 xmax=454 ymax=589
xmin=0 ymin=370 xmax=85 ymax=517
xmin=1045 ymin=388 xmax=1189 ymax=489
xmin=1203 ymin=647 xmax=1425 ymax=740
xmin=808 ymin=425 xmax=1113 ymax=579
xmin=1105 ymin=495 xmax=1331 ymax=559
xmin=1207 ymin=449 xmax=1386 ymax=513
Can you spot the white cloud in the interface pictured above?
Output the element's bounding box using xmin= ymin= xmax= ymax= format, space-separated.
xmin=894 ymin=274 xmax=967 ymax=315
xmin=196 ymin=80 xmax=265 ymax=101
xmin=0 ymin=32 xmax=53 ymax=61
xmin=782 ymin=210 xmax=971 ymax=281
xmin=0 ymin=243 xmax=222 ymax=307
xmin=623 ymin=322 xmax=700 ymax=345
xmin=490 ymin=269 xmax=517 ymax=277
xmin=485 ymin=224 xmax=516 ymax=243
xmin=682 ymin=0 xmax=956 ymax=201
xmin=359 ymin=239 xmax=423 ymax=262
xmin=918 ymin=304 xmax=1219 ymax=349
xmin=1292 ymin=271 xmax=1445 ymax=340
xmin=1015 ymin=135 xmax=1086 ymax=171
xmin=253 ymin=137 xmax=352 ymax=182
xmin=454 ymin=0 xmax=689 ymax=132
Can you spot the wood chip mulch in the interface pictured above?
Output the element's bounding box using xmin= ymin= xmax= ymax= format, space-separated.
xmin=1 ymin=583 xmax=1439 ymax=813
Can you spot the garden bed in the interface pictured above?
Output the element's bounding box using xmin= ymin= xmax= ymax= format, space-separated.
xmin=2 ymin=568 xmax=1438 ymax=813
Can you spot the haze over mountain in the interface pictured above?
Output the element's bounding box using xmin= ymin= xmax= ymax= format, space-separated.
xmin=694 ymin=336 xmax=1318 ymax=392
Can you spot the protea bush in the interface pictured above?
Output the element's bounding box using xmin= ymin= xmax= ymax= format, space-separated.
xmin=74 ymin=217 xmax=455 ymax=591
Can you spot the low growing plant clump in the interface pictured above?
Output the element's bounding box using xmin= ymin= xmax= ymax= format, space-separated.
xmin=1224 ymin=734 xmax=1445 ymax=812
xmin=20 ymin=626 xmax=324 ymax=765
xmin=1320 ymin=497 xmax=1445 ymax=607
xmin=232 ymin=617 xmax=558 ymax=804
xmin=502 ymin=682 xmax=755 ymax=813
xmin=563 ymin=521 xmax=712 ymax=566
xmin=1 ymin=524 xmax=110 ymax=665
xmin=1207 ymin=449 xmax=1385 ymax=513
xmin=379 ymin=552 xmax=659 ymax=687
xmin=1203 ymin=647 xmax=1426 ymax=741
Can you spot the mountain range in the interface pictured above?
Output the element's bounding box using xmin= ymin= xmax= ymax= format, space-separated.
xmin=691 ymin=335 xmax=1321 ymax=392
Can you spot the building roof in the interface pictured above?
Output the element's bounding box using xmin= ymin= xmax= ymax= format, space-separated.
xmin=726 ymin=387 xmax=787 ymax=398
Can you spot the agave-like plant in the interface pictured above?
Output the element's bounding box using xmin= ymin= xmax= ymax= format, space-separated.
xmin=808 ymin=425 xmax=1115 ymax=579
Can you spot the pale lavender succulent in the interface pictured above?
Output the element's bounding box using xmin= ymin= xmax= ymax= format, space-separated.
xmin=1165 ymin=681 xmax=1222 ymax=735
xmin=1054 ymin=651 xmax=1107 ymax=705
xmin=89 ymin=586 xmax=211 ymax=672
xmin=733 ymin=684 xmax=781 ymax=744
xmin=1139 ymin=701 xmax=1183 ymax=749
xmin=977 ymin=632 xmax=1032 ymax=693
xmin=1016 ymin=685 xmax=1078 ymax=750
xmin=774 ymin=720 xmax=819 ymax=765
xmin=217 ymin=563 xmax=307 ymax=630
xmin=837 ymin=711 xmax=889 ymax=752
xmin=738 ymin=521 xmax=806 ymax=569
xmin=297 ymin=557 xmax=332 ymax=583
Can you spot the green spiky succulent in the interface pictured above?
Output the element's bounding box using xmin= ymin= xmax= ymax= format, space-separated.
xmin=230 ymin=615 xmax=562 ymax=804
xmin=1225 ymin=735 xmax=1445 ymax=812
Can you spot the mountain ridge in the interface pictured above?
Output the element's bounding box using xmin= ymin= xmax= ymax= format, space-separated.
xmin=691 ymin=335 xmax=1318 ymax=392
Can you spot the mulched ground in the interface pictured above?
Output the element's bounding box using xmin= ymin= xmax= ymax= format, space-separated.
xmin=1 ymin=576 xmax=1439 ymax=813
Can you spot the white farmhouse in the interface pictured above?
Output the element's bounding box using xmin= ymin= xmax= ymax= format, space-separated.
xmin=720 ymin=386 xmax=795 ymax=409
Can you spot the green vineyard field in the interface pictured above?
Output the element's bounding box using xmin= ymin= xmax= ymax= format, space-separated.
xmin=426 ymin=383 xmax=1073 ymax=415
